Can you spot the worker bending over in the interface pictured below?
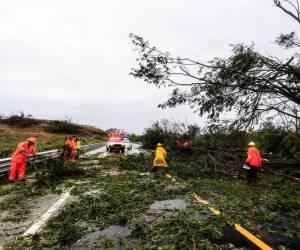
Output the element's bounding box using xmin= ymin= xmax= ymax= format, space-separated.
xmin=245 ymin=141 xmax=262 ymax=185
xmin=9 ymin=137 xmax=37 ymax=183
xmin=152 ymin=143 xmax=167 ymax=172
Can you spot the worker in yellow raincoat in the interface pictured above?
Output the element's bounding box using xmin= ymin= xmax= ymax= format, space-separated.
xmin=152 ymin=143 xmax=167 ymax=172
xmin=75 ymin=138 xmax=81 ymax=159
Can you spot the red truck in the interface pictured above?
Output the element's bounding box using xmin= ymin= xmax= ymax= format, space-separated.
xmin=106 ymin=133 xmax=125 ymax=153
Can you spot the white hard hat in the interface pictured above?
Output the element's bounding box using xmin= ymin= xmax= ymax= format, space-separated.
xmin=248 ymin=141 xmax=255 ymax=146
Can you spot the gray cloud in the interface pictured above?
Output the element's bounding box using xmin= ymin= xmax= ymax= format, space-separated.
xmin=0 ymin=0 xmax=298 ymax=133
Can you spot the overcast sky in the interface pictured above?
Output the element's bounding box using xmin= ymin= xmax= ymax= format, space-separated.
xmin=0 ymin=0 xmax=298 ymax=133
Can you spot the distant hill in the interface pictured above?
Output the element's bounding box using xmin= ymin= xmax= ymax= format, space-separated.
xmin=0 ymin=115 xmax=106 ymax=139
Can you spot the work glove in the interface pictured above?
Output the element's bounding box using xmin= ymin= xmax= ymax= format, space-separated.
xmin=242 ymin=162 xmax=250 ymax=170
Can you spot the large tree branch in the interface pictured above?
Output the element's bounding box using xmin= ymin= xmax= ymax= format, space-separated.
xmin=130 ymin=32 xmax=300 ymax=130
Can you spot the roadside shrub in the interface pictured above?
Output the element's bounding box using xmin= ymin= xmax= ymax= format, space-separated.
xmin=200 ymin=124 xmax=248 ymax=150
xmin=46 ymin=120 xmax=81 ymax=134
xmin=0 ymin=114 xmax=41 ymax=128
xmin=250 ymin=122 xmax=287 ymax=154
xmin=249 ymin=122 xmax=300 ymax=160
xmin=142 ymin=119 xmax=200 ymax=149
xmin=280 ymin=134 xmax=300 ymax=161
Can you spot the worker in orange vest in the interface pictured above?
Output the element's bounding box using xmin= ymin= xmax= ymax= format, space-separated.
xmin=9 ymin=137 xmax=37 ymax=183
xmin=245 ymin=141 xmax=262 ymax=185
xmin=65 ymin=137 xmax=76 ymax=162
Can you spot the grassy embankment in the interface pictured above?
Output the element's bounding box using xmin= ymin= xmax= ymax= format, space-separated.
xmin=0 ymin=116 xmax=106 ymax=158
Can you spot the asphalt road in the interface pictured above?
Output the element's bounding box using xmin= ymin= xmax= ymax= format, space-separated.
xmin=83 ymin=143 xmax=143 ymax=158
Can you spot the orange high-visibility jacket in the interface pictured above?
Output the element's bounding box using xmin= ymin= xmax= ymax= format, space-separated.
xmin=11 ymin=141 xmax=36 ymax=162
xmin=246 ymin=146 xmax=262 ymax=167
xmin=66 ymin=140 xmax=75 ymax=149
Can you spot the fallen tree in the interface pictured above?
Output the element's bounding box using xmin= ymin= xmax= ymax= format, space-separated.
xmin=130 ymin=0 xmax=300 ymax=132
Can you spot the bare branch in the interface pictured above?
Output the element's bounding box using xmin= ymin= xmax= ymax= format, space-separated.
xmin=274 ymin=0 xmax=300 ymax=24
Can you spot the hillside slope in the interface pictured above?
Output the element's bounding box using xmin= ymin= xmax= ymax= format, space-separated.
xmin=0 ymin=116 xmax=106 ymax=158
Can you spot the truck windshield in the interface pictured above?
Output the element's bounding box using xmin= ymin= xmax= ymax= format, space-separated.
xmin=109 ymin=138 xmax=122 ymax=142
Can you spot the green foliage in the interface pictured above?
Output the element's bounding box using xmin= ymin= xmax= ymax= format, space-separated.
xmin=121 ymin=153 xmax=300 ymax=249
xmin=46 ymin=220 xmax=85 ymax=246
xmin=141 ymin=120 xmax=247 ymax=152
xmin=142 ymin=120 xmax=200 ymax=149
xmin=248 ymin=122 xmax=300 ymax=160
xmin=250 ymin=123 xmax=287 ymax=154
xmin=34 ymin=158 xmax=84 ymax=188
xmin=143 ymin=121 xmax=171 ymax=149
xmin=280 ymin=134 xmax=300 ymax=161
xmin=276 ymin=31 xmax=300 ymax=48
xmin=3 ymin=152 xmax=300 ymax=249
xmin=142 ymin=120 xmax=300 ymax=161
xmin=200 ymin=124 xmax=248 ymax=150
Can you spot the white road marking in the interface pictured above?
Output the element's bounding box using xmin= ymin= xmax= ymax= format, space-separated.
xmin=23 ymin=187 xmax=73 ymax=236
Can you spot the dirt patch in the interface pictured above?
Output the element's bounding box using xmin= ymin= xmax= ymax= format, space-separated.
xmin=0 ymin=124 xmax=62 ymax=139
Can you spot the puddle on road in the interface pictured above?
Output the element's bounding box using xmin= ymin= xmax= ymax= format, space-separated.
xmin=71 ymin=225 xmax=130 ymax=250
xmin=82 ymin=188 xmax=104 ymax=197
xmin=149 ymin=199 xmax=187 ymax=211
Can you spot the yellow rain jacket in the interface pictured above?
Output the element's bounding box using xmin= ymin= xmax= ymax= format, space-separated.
xmin=75 ymin=141 xmax=81 ymax=149
xmin=153 ymin=145 xmax=167 ymax=168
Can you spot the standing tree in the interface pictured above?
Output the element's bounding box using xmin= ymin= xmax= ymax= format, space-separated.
xmin=130 ymin=1 xmax=300 ymax=132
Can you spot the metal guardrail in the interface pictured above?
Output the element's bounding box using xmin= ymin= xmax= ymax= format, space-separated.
xmin=0 ymin=143 xmax=103 ymax=175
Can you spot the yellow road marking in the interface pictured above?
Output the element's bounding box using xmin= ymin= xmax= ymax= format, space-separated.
xmin=165 ymin=173 xmax=185 ymax=187
xmin=208 ymin=207 xmax=221 ymax=215
xmin=165 ymin=173 xmax=273 ymax=250
xmin=165 ymin=173 xmax=177 ymax=182
xmin=234 ymin=224 xmax=273 ymax=250
xmin=192 ymin=192 xmax=209 ymax=205
xmin=192 ymin=192 xmax=221 ymax=215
